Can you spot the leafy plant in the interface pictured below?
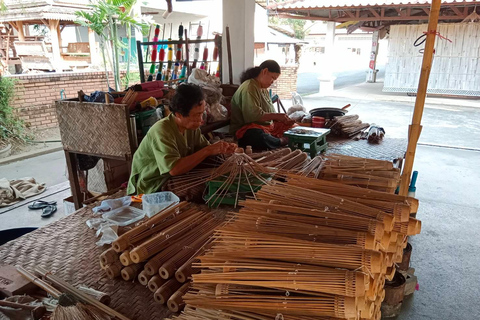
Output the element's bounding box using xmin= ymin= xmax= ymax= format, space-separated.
xmin=0 ymin=77 xmax=27 ymax=146
xmin=75 ymin=0 xmax=150 ymax=90
xmin=269 ymin=16 xmax=308 ymax=40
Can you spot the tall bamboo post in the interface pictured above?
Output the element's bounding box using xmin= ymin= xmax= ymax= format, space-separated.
xmin=399 ymin=0 xmax=441 ymax=196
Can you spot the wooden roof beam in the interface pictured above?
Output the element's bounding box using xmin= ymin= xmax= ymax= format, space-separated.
xmin=449 ymin=5 xmax=463 ymax=17
xmin=344 ymin=10 xmax=356 ymax=19
xmin=369 ymin=8 xmax=380 ymax=18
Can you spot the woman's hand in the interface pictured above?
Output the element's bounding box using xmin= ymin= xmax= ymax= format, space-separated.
xmin=206 ymin=141 xmax=237 ymax=156
xmin=273 ymin=113 xmax=295 ymax=125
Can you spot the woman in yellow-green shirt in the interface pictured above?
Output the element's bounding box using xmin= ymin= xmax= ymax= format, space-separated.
xmin=230 ymin=60 xmax=293 ymax=150
xmin=128 ymin=84 xmax=236 ymax=195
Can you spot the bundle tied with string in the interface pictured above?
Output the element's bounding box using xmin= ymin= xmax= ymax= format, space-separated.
xmin=99 ymin=201 xmax=227 ymax=311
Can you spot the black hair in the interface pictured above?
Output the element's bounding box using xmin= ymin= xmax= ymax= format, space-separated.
xmin=170 ymin=83 xmax=205 ymax=117
xmin=240 ymin=60 xmax=281 ymax=83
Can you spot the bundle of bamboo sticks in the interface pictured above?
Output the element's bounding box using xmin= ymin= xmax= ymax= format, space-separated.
xmin=98 ymin=202 xmax=224 ymax=314
xmin=326 ymin=115 xmax=370 ymax=139
xmin=173 ymin=166 xmax=420 ymax=320
xmin=295 ymin=154 xmax=401 ymax=193
xmin=121 ymin=89 xmax=138 ymax=107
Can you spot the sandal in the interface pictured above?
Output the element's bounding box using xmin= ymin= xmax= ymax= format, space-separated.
xmin=41 ymin=205 xmax=57 ymax=218
xmin=28 ymin=200 xmax=57 ymax=210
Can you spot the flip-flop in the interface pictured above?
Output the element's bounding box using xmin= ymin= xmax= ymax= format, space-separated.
xmin=28 ymin=200 xmax=57 ymax=210
xmin=41 ymin=205 xmax=57 ymax=218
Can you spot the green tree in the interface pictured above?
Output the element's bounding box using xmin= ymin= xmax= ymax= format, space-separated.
xmin=0 ymin=77 xmax=27 ymax=146
xmin=76 ymin=0 xmax=149 ymax=91
xmin=269 ymin=17 xmax=308 ymax=40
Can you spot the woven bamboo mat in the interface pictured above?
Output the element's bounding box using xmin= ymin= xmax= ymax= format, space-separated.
xmin=0 ymin=190 xmax=172 ymax=320
xmin=327 ymin=137 xmax=407 ymax=161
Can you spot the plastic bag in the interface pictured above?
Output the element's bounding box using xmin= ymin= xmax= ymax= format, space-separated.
xmin=287 ymin=104 xmax=306 ymax=115
xmin=207 ymin=103 xmax=228 ymax=122
xmin=289 ymin=110 xmax=308 ymax=122
xmin=143 ymin=191 xmax=180 ymax=218
xmin=102 ymin=206 xmax=146 ymax=226
xmin=95 ymin=225 xmax=119 ymax=246
xmin=291 ymin=92 xmax=304 ymax=107
xmin=92 ymin=196 xmax=132 ymax=214
xmin=188 ymin=68 xmax=220 ymax=86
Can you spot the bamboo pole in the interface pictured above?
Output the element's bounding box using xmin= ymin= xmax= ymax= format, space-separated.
xmin=35 ymin=266 xmax=131 ymax=320
xmin=399 ymin=0 xmax=441 ymax=196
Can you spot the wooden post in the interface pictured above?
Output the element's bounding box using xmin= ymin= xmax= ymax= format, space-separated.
xmin=57 ymin=23 xmax=63 ymax=52
xmin=88 ymin=27 xmax=98 ymax=65
xmin=48 ymin=19 xmax=62 ymax=72
xmin=15 ymin=21 xmax=26 ymax=41
xmin=398 ymin=0 xmax=441 ymax=196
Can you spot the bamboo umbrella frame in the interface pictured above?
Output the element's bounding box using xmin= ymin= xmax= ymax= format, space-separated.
xmin=167 ymin=306 xmax=354 ymax=320
xmin=154 ymin=279 xmax=183 ymax=304
xmin=148 ymin=275 xmax=167 ymax=293
xmin=142 ymin=216 xmax=221 ymax=275
xmin=193 ymin=257 xmax=368 ymax=297
xmin=167 ymin=282 xmax=190 ymax=312
xmin=255 ymin=182 xmax=394 ymax=229
xmin=138 ymin=270 xmax=153 ymax=286
xmin=209 ymin=229 xmax=384 ymax=275
xmin=129 ymin=210 xmax=214 ymax=263
xmin=121 ymin=263 xmax=143 ymax=281
xmin=230 ymin=213 xmax=378 ymax=250
xmin=159 ymin=228 xmax=217 ymax=279
xmin=183 ymin=283 xmax=361 ymax=319
xmin=175 ymin=240 xmax=215 ymax=283
xmin=237 ymin=204 xmax=385 ymax=240
xmin=112 ymin=202 xmax=191 ymax=252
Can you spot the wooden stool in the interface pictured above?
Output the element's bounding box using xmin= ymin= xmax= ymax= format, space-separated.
xmin=284 ymin=127 xmax=331 ymax=158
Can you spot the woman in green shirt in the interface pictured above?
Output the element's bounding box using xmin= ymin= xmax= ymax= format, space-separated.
xmin=128 ymin=84 xmax=236 ymax=195
xmin=230 ymin=60 xmax=293 ymax=150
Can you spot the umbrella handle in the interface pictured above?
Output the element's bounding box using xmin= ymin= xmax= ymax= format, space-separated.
xmin=342 ymin=104 xmax=351 ymax=110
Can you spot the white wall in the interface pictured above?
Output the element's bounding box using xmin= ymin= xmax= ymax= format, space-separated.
xmin=384 ymin=23 xmax=480 ymax=96
xmin=222 ymin=0 xmax=255 ymax=84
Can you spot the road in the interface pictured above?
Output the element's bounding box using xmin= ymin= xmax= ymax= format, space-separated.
xmin=0 ymin=151 xmax=67 ymax=187
xmin=297 ymin=66 xmax=386 ymax=95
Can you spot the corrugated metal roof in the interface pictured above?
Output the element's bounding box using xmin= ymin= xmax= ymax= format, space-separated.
xmin=267 ymin=0 xmax=479 ymax=10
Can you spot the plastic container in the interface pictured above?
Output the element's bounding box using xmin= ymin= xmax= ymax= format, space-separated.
xmin=102 ymin=206 xmax=146 ymax=226
xmin=312 ymin=116 xmax=326 ymax=128
xmin=142 ymin=192 xmax=180 ymax=218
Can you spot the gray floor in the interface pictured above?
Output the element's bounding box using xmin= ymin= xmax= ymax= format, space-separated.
xmin=397 ymin=146 xmax=480 ymax=319
xmin=0 ymin=151 xmax=70 ymax=231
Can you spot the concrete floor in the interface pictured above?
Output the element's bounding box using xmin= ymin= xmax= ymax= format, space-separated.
xmin=0 ymin=151 xmax=70 ymax=231
xmin=397 ymin=146 xmax=480 ymax=320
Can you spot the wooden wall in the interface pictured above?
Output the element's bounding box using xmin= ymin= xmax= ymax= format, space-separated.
xmin=384 ymin=23 xmax=480 ymax=97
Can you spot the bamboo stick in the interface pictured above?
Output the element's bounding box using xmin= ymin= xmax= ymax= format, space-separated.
xmin=399 ymin=0 xmax=441 ymax=196
xmin=16 ymin=266 xmax=62 ymax=299
xmin=35 ymin=266 xmax=131 ymax=320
